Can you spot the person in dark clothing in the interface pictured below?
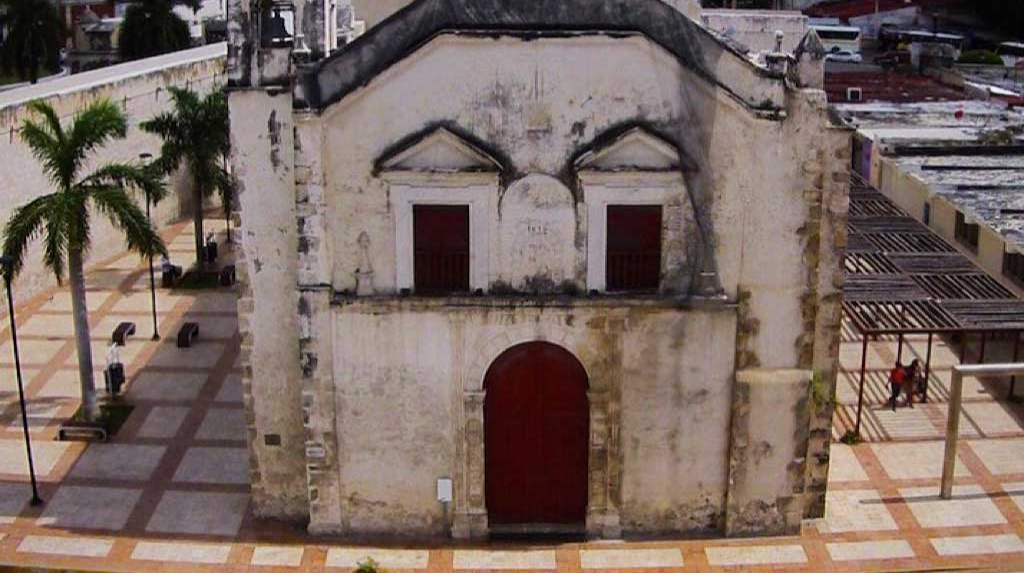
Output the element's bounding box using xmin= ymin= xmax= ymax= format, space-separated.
xmin=904 ymin=359 xmax=922 ymax=408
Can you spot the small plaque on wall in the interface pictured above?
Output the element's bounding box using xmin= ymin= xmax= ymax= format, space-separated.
xmin=437 ymin=477 xmax=453 ymax=502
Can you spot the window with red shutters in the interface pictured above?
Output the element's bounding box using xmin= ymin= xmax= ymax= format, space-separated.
xmin=606 ymin=205 xmax=662 ymax=292
xmin=413 ymin=205 xmax=470 ymax=294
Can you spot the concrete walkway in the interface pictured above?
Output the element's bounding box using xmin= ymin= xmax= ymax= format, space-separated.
xmin=0 ymin=218 xmax=1024 ymax=572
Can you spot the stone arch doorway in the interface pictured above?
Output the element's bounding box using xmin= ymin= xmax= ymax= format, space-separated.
xmin=484 ymin=341 xmax=590 ymax=528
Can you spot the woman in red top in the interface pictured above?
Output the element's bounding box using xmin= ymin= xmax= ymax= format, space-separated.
xmin=889 ymin=362 xmax=905 ymax=411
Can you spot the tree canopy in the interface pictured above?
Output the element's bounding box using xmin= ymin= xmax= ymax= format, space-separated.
xmin=118 ymin=0 xmax=200 ymax=61
xmin=142 ymin=87 xmax=233 ymax=266
xmin=0 ymin=0 xmax=64 ymax=83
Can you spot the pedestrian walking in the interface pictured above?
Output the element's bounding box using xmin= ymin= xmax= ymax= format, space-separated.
xmin=904 ymin=359 xmax=922 ymax=408
xmin=888 ymin=361 xmax=905 ymax=411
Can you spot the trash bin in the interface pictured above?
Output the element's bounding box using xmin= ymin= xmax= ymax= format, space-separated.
xmin=105 ymin=362 xmax=125 ymax=398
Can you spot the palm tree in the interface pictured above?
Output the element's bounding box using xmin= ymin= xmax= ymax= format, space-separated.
xmin=0 ymin=0 xmax=64 ymax=84
xmin=142 ymin=87 xmax=232 ymax=267
xmin=118 ymin=0 xmax=199 ymax=61
xmin=3 ymin=100 xmax=167 ymax=421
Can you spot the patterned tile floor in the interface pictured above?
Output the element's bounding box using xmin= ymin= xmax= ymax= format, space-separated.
xmin=0 ymin=217 xmax=1023 ymax=572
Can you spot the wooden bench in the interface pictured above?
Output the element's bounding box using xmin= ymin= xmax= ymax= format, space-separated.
xmin=111 ymin=322 xmax=136 ymax=346
xmin=58 ymin=421 xmax=108 ymax=442
xmin=177 ymin=322 xmax=199 ymax=348
xmin=219 ymin=264 xmax=236 ymax=287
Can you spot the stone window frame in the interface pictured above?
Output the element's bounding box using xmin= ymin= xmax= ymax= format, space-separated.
xmin=382 ymin=173 xmax=496 ymax=293
xmin=581 ymin=172 xmax=683 ymax=292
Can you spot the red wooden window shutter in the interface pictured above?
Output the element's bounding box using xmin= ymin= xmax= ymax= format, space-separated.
xmin=606 ymin=205 xmax=662 ymax=292
xmin=413 ymin=205 xmax=470 ymax=294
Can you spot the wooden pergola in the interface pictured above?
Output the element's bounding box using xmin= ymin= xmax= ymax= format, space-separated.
xmin=843 ymin=174 xmax=1024 ymax=436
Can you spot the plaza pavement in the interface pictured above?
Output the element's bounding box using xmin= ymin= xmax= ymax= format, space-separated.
xmin=0 ymin=217 xmax=1023 ymax=572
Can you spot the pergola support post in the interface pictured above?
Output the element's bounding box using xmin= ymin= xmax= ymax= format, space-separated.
xmin=855 ymin=333 xmax=869 ymax=437
xmin=923 ymin=332 xmax=933 ymax=403
xmin=1010 ymin=332 xmax=1020 ymax=401
xmin=941 ymin=363 xmax=1024 ymax=499
xmin=896 ymin=304 xmax=907 ymax=364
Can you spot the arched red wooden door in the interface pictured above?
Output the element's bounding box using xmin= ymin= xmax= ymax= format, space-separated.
xmin=484 ymin=342 xmax=589 ymax=526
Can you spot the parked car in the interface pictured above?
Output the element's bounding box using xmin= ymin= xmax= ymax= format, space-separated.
xmin=826 ymin=50 xmax=863 ymax=63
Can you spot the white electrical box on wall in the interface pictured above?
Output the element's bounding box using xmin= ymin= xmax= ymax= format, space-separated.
xmin=437 ymin=478 xmax=453 ymax=502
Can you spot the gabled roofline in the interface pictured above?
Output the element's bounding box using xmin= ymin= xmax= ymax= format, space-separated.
xmin=294 ymin=0 xmax=786 ymax=113
xmin=373 ymin=122 xmax=510 ymax=176
xmin=571 ymin=123 xmax=698 ymax=173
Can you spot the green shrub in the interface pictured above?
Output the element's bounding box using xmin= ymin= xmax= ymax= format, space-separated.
xmin=72 ymin=402 xmax=135 ymax=436
xmin=958 ymin=50 xmax=1003 ymax=65
xmin=354 ymin=557 xmax=383 ymax=573
xmin=839 ymin=430 xmax=863 ymax=445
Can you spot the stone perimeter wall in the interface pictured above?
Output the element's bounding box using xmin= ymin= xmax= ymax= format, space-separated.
xmin=0 ymin=45 xmax=226 ymax=309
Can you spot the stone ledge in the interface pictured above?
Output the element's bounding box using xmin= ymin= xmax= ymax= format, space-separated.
xmin=332 ymin=294 xmax=738 ymax=312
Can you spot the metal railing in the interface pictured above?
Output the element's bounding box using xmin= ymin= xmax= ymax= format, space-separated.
xmin=414 ymin=251 xmax=470 ymax=294
xmin=607 ymin=252 xmax=659 ymax=292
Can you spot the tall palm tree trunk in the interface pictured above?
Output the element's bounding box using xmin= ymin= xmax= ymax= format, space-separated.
xmin=68 ymin=249 xmax=99 ymax=421
xmin=193 ymin=184 xmax=204 ymax=268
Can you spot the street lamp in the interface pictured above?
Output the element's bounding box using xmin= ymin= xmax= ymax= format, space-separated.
xmin=0 ymin=255 xmax=44 ymax=506
xmin=140 ymin=153 xmax=159 ymax=341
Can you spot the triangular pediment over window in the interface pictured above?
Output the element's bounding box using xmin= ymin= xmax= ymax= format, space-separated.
xmin=377 ymin=127 xmax=504 ymax=174
xmin=574 ymin=127 xmax=685 ymax=172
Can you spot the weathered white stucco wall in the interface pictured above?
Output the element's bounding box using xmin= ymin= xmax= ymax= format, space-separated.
xmin=229 ymin=89 xmax=308 ymax=519
xmin=330 ymin=302 xmax=738 ymax=537
xmin=0 ymin=44 xmax=225 ymax=308
xmin=618 ymin=308 xmax=737 ymax=532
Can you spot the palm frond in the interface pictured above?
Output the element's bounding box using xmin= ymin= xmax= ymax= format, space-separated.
xmin=168 ymin=86 xmax=202 ymax=112
xmin=82 ymin=163 xmax=168 ymax=206
xmin=27 ymin=101 xmax=65 ymax=143
xmin=140 ymin=109 xmax=189 ymax=175
xmin=1 ymin=193 xmax=56 ymax=280
xmin=213 ymin=165 xmax=236 ymax=210
xmin=87 ymin=185 xmax=167 ymax=259
xmin=138 ymin=110 xmax=178 ymax=140
xmin=65 ymin=100 xmax=128 ymax=179
xmin=18 ymin=118 xmax=64 ymax=186
xmin=42 ymin=200 xmax=70 ymax=284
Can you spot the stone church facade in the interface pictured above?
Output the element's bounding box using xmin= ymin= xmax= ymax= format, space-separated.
xmin=227 ymin=0 xmax=850 ymax=539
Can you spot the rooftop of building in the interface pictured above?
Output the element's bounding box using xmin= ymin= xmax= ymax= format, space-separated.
xmin=825 ymin=71 xmax=966 ymax=104
xmin=806 ymin=0 xmax=960 ymax=19
xmin=839 ymin=100 xmax=1024 ymax=250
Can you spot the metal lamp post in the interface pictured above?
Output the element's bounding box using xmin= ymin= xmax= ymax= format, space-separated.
xmin=0 ymin=256 xmax=44 ymax=506
xmin=140 ymin=153 xmax=160 ymax=340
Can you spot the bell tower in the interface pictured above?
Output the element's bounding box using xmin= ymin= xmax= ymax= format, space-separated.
xmin=227 ymin=0 xmax=332 ymax=88
xmin=225 ymin=0 xmax=322 ymax=524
